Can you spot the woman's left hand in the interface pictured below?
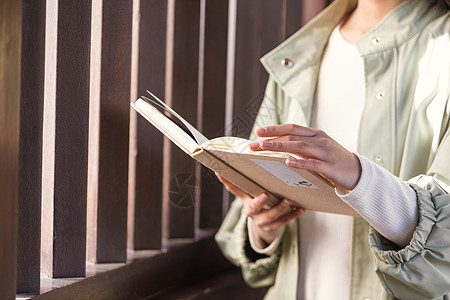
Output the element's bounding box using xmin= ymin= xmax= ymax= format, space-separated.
xmin=250 ymin=124 xmax=362 ymax=194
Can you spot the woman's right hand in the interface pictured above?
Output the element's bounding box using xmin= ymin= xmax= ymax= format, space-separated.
xmin=216 ymin=173 xmax=305 ymax=244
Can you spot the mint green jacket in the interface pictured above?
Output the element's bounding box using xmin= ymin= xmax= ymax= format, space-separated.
xmin=215 ymin=0 xmax=450 ymax=299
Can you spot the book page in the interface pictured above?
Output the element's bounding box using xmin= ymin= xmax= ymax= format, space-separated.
xmin=202 ymin=136 xmax=288 ymax=159
xmin=131 ymin=99 xmax=201 ymax=154
xmin=145 ymin=91 xmax=209 ymax=145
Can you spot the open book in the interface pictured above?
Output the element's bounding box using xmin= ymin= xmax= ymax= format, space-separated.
xmin=131 ymin=92 xmax=359 ymax=216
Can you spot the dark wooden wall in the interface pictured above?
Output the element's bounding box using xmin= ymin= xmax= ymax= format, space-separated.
xmin=17 ymin=0 xmax=46 ymax=294
xmin=0 ymin=1 xmax=22 ymax=299
xmin=87 ymin=0 xmax=133 ymax=265
xmin=3 ymin=0 xmax=328 ymax=297
xmin=130 ymin=0 xmax=168 ymax=251
xmin=40 ymin=0 xmax=92 ymax=279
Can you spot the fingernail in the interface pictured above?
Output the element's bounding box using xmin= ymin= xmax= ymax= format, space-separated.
xmin=262 ymin=141 xmax=273 ymax=149
xmin=256 ymin=127 xmax=267 ymax=136
xmin=282 ymin=199 xmax=291 ymax=207
xmin=250 ymin=142 xmax=260 ymax=150
xmin=297 ymin=208 xmax=305 ymax=215
xmin=259 ymin=193 xmax=268 ymax=202
xmin=286 ymin=157 xmax=297 ymax=167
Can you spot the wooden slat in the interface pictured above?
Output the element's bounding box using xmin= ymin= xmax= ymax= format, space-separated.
xmin=198 ymin=0 xmax=229 ymax=229
xmin=0 ymin=1 xmax=21 ymax=298
xmin=285 ymin=0 xmax=304 ymax=38
xmin=32 ymin=237 xmax=239 ymax=300
xmin=17 ymin=0 xmax=46 ymax=293
xmin=231 ymin=1 xmax=262 ymax=139
xmin=41 ymin=0 xmax=91 ymax=278
xmin=165 ymin=0 xmax=201 ymax=239
xmin=129 ymin=0 xmax=168 ymax=250
xmin=302 ymin=0 xmax=328 ymax=25
xmin=87 ymin=0 xmax=132 ymax=264
xmin=230 ymin=0 xmax=317 ymax=139
xmin=260 ymin=0 xmax=285 ymax=87
xmin=232 ymin=1 xmax=286 ymax=139
xmin=220 ymin=1 xmax=287 ymax=213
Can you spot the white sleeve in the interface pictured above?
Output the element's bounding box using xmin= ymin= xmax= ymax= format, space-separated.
xmin=247 ymin=218 xmax=284 ymax=255
xmin=338 ymin=154 xmax=418 ymax=247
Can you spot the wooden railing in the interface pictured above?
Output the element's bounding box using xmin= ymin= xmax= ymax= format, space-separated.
xmin=0 ymin=0 xmax=327 ymax=299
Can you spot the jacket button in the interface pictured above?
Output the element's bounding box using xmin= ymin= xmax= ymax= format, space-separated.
xmin=375 ymin=155 xmax=383 ymax=163
xmin=376 ymin=91 xmax=384 ymax=100
xmin=281 ymin=58 xmax=294 ymax=68
xmin=372 ymin=37 xmax=380 ymax=45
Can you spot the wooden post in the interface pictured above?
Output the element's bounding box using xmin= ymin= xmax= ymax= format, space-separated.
xmin=41 ymin=0 xmax=91 ymax=278
xmin=128 ymin=0 xmax=168 ymax=251
xmin=286 ymin=0 xmax=304 ymax=38
xmin=197 ymin=0 xmax=229 ymax=229
xmin=87 ymin=0 xmax=132 ymax=264
xmin=231 ymin=1 xmax=286 ymax=139
xmin=302 ymin=0 xmax=328 ymax=25
xmin=164 ymin=0 xmax=201 ymax=240
xmin=231 ymin=1 xmax=263 ymax=140
xmin=17 ymin=0 xmax=46 ymax=293
xmin=0 ymin=1 xmax=22 ymax=297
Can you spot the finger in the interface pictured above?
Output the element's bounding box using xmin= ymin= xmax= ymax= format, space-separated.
xmin=253 ymin=199 xmax=292 ymax=227
xmin=261 ymin=208 xmax=306 ymax=232
xmin=263 ymin=135 xmax=330 ymax=147
xmin=258 ymin=140 xmax=328 ymax=160
xmin=216 ymin=173 xmax=250 ymax=199
xmin=245 ymin=193 xmax=269 ymax=217
xmin=250 ymin=133 xmax=332 ymax=156
xmin=286 ymin=156 xmax=326 ymax=174
xmin=249 ymin=141 xmax=263 ymax=151
xmin=256 ymin=124 xmax=319 ymax=138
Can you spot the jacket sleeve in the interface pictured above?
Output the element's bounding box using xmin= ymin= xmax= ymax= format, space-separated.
xmin=369 ymin=128 xmax=450 ymax=299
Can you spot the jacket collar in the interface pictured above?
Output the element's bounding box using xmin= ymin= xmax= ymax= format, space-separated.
xmin=260 ymin=0 xmax=445 ymax=88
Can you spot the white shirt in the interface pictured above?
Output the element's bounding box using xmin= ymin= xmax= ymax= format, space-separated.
xmin=298 ymin=23 xmax=362 ymax=300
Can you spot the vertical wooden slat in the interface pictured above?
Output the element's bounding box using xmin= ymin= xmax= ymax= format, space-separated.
xmin=17 ymin=0 xmax=46 ymax=293
xmin=222 ymin=0 xmax=237 ymax=211
xmin=165 ymin=0 xmax=201 ymax=239
xmin=231 ymin=1 xmax=266 ymax=140
xmin=285 ymin=0 xmax=304 ymax=38
xmin=260 ymin=0 xmax=285 ymax=88
xmin=0 ymin=1 xmax=21 ymax=298
xmin=197 ymin=0 xmax=228 ymax=229
xmin=41 ymin=0 xmax=91 ymax=278
xmin=230 ymin=0 xmax=314 ymax=140
xmin=129 ymin=0 xmax=168 ymax=250
xmin=87 ymin=0 xmax=132 ymax=264
xmin=128 ymin=0 xmax=139 ymax=253
xmin=231 ymin=1 xmax=261 ymax=139
xmin=302 ymin=0 xmax=328 ymax=25
xmin=221 ymin=0 xmax=288 ymax=212
xmin=232 ymin=1 xmax=286 ymax=139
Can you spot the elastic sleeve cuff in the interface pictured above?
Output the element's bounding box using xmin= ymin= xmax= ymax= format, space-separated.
xmin=366 ymin=182 xmax=450 ymax=299
xmin=247 ymin=218 xmax=284 ymax=255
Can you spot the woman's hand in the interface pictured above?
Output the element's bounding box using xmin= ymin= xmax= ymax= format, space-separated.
xmin=250 ymin=124 xmax=362 ymax=194
xmin=216 ymin=173 xmax=305 ymax=244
